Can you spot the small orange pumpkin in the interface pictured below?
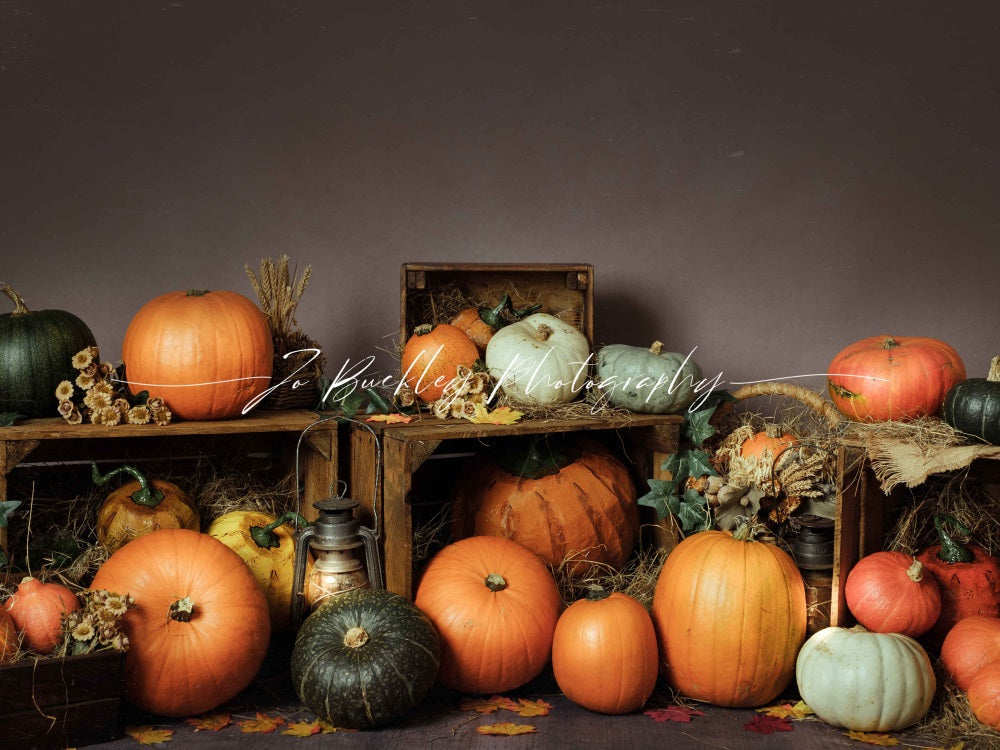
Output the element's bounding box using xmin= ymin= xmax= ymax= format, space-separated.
xmin=968 ymin=661 xmax=1000 ymax=731
xmin=92 ymin=462 xmax=200 ymax=552
xmin=4 ymin=576 xmax=80 ymax=654
xmin=400 ymin=323 xmax=479 ymax=402
xmin=844 ymin=551 xmax=942 ymax=638
xmin=0 ymin=608 xmax=20 ymax=663
xmin=414 ymin=535 xmax=561 ymax=695
xmin=450 ymin=295 xmax=511 ymax=355
xmin=740 ymin=424 xmax=797 ymax=465
xmin=122 ymin=289 xmax=273 ymax=421
xmin=552 ymin=585 xmax=658 ymax=714
xmin=940 ymin=616 xmax=1000 ymax=691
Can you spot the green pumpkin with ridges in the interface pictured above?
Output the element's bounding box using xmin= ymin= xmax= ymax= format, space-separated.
xmin=942 ymin=356 xmax=1000 ymax=445
xmin=0 ymin=282 xmax=97 ymax=418
xmin=291 ymin=588 xmax=440 ymax=729
xmin=596 ymin=340 xmax=702 ymax=414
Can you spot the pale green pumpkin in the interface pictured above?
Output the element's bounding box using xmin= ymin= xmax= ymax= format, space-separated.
xmin=596 ymin=341 xmax=701 ymax=414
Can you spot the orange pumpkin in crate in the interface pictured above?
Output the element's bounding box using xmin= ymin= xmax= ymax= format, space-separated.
xmin=400 ymin=323 xmax=479 ymax=402
xmin=450 ymin=435 xmax=638 ymax=576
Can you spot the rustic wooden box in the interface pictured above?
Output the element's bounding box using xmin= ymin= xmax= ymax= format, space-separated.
xmin=347 ymin=413 xmax=682 ymax=599
xmin=1 ymin=650 xmax=126 ymax=750
xmin=400 ymin=262 xmax=594 ymax=346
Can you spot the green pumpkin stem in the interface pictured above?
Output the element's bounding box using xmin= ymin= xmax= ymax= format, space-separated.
xmin=988 ymin=356 xmax=1000 ymax=382
xmin=494 ymin=434 xmax=580 ymax=480
xmin=584 ymin=583 xmax=610 ymax=602
xmin=413 ymin=323 xmax=434 ymax=336
xmin=91 ymin=462 xmax=165 ymax=508
xmin=169 ymin=596 xmax=195 ymax=622
xmin=0 ymin=281 xmax=30 ymax=316
xmin=186 ymin=289 xmax=210 ymax=297
xmin=932 ymin=514 xmax=975 ymax=564
xmin=249 ymin=511 xmax=308 ymax=550
xmin=485 ymin=573 xmax=508 ymax=592
xmin=510 ymin=301 xmax=542 ymax=320
xmin=731 ymin=515 xmax=767 ymax=542
xmin=477 ymin=294 xmax=511 ymax=329
xmin=881 ymin=337 xmax=901 ymax=350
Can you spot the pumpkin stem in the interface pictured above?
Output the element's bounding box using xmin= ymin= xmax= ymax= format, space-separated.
xmin=510 ymin=301 xmax=542 ymax=320
xmin=169 ymin=596 xmax=195 ymax=622
xmin=186 ymin=289 xmax=210 ymax=297
xmin=649 ymin=341 xmax=664 ymax=356
xmin=881 ymin=337 xmax=901 ymax=350
xmin=988 ymin=356 xmax=1000 ymax=382
xmin=478 ymin=294 xmax=512 ymax=329
xmin=91 ymin=462 xmax=165 ymax=508
xmin=484 ymin=573 xmax=508 ymax=592
xmin=932 ymin=514 xmax=975 ymax=564
xmin=343 ymin=626 xmax=370 ymax=649
xmin=413 ymin=323 xmax=434 ymax=337
xmin=583 ymin=583 xmax=611 ymax=602
xmin=533 ymin=323 xmax=553 ymax=342
xmin=0 ymin=281 xmax=31 ymax=315
xmin=731 ymin=515 xmax=767 ymax=543
xmin=250 ymin=511 xmax=308 ymax=550
xmin=763 ymin=423 xmax=783 ymax=439
xmin=905 ymin=558 xmax=925 ymax=582
xmin=494 ymin=433 xmax=580 ymax=480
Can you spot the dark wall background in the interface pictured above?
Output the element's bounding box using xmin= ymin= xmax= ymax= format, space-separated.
xmin=3 ymin=1 xmax=998 ymax=395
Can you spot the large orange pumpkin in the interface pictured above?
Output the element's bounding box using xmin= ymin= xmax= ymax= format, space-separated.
xmin=121 ymin=289 xmax=273 ymax=421
xmin=90 ymin=528 xmax=271 ymax=717
xmin=450 ymin=436 xmax=638 ymax=576
xmin=651 ymin=523 xmax=807 ymax=708
xmin=827 ymin=335 xmax=966 ymax=422
xmin=414 ymin=535 xmax=561 ymax=695
xmin=400 ymin=323 xmax=479 ymax=402
xmin=551 ymin=585 xmax=658 ymax=714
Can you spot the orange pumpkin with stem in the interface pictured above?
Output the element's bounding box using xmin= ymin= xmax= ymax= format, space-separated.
xmin=400 ymin=323 xmax=479 ymax=402
xmin=940 ymin=615 xmax=1000 ymax=691
xmin=844 ymin=551 xmax=942 ymax=638
xmin=651 ymin=518 xmax=807 ymax=708
xmin=90 ymin=528 xmax=271 ymax=717
xmin=414 ymin=535 xmax=561 ymax=695
xmin=4 ymin=577 xmax=80 ymax=654
xmin=122 ymin=289 xmax=273 ymax=421
xmin=552 ymin=584 xmax=658 ymax=714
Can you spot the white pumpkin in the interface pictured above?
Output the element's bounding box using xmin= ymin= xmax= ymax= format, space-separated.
xmin=795 ymin=625 xmax=936 ymax=732
xmin=485 ymin=313 xmax=591 ymax=405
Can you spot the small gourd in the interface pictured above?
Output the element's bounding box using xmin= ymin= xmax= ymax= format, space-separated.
xmin=942 ymin=355 xmax=1000 ymax=445
xmin=291 ymin=588 xmax=440 ymax=729
xmin=595 ymin=340 xmax=702 ymax=413
xmin=4 ymin=576 xmax=80 ymax=654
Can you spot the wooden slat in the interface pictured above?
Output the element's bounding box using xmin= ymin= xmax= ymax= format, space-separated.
xmin=382 ymin=436 xmax=415 ymax=598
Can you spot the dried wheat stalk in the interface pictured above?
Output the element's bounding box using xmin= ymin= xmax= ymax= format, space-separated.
xmin=244 ymin=254 xmax=312 ymax=343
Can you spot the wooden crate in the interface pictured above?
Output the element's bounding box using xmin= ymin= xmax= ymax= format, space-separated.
xmin=401 ymin=262 xmax=594 ymax=346
xmin=0 ymin=410 xmax=338 ymax=558
xmin=1 ymin=650 xmax=126 ymax=749
xmin=347 ymin=413 xmax=682 ymax=599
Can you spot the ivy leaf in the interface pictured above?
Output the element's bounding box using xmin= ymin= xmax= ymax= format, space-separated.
xmin=744 ymin=714 xmax=793 ymax=734
xmin=238 ymin=713 xmax=285 ymax=733
xmin=661 ymin=450 xmax=718 ymax=483
xmin=185 ymin=713 xmax=231 ymax=731
xmin=0 ymin=500 xmax=21 ymax=528
xmin=281 ymin=720 xmax=323 ymax=737
xmin=0 ymin=412 xmax=24 ymax=426
xmin=644 ymin=706 xmax=705 ymax=723
xmin=845 ymin=730 xmax=900 ymax=745
xmin=683 ymin=405 xmax=717 ymax=447
xmin=126 ymin=725 xmax=174 ymax=744
xmin=757 ymin=701 xmax=814 ymax=721
xmin=677 ymin=488 xmax=710 ymax=533
xmin=637 ymin=479 xmax=680 ymax=520
xmin=477 ymin=723 xmax=537 ymax=736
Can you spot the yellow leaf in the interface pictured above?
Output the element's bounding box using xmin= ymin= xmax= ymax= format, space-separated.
xmin=466 ymin=404 xmax=523 ymax=425
xmin=238 ymin=713 xmax=286 ymax=733
xmin=318 ymin=720 xmax=359 ymax=734
xmin=461 ymin=695 xmax=520 ymax=714
xmin=757 ymin=701 xmax=814 ymax=720
xmin=512 ymin=698 xmax=552 ymax=718
xmin=845 ymin=730 xmax=900 ymax=745
xmin=282 ymin=721 xmax=322 ymax=737
xmin=477 ymin=722 xmax=537 ymax=736
xmin=185 ymin=713 xmax=231 ymax=731
xmin=126 ymin=725 xmax=174 ymax=744
xmin=366 ymin=413 xmax=412 ymax=423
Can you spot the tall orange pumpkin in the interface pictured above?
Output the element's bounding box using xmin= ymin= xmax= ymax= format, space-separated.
xmin=651 ymin=523 xmax=807 ymax=708
xmin=400 ymin=323 xmax=479 ymax=402
xmin=414 ymin=535 xmax=561 ymax=695
xmin=121 ymin=289 xmax=273 ymax=421
xmin=450 ymin=436 xmax=638 ymax=576
xmin=827 ymin=335 xmax=966 ymax=422
xmin=90 ymin=528 xmax=271 ymax=717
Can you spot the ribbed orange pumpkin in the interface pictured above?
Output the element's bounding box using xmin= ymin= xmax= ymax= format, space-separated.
xmin=968 ymin=661 xmax=1000 ymax=730
xmin=940 ymin=616 xmax=1000 ymax=691
xmin=844 ymin=551 xmax=942 ymax=638
xmin=827 ymin=335 xmax=966 ymax=422
xmin=651 ymin=523 xmax=807 ymax=708
xmin=90 ymin=528 xmax=271 ymax=717
xmin=400 ymin=323 xmax=479 ymax=402
xmin=552 ymin=585 xmax=658 ymax=714
xmin=121 ymin=289 xmax=273 ymax=421
xmin=4 ymin=577 xmax=80 ymax=654
xmin=450 ymin=436 xmax=638 ymax=577
xmin=414 ymin=535 xmax=561 ymax=695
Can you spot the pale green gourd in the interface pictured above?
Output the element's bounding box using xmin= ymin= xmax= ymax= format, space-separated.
xmin=596 ymin=341 xmax=702 ymax=414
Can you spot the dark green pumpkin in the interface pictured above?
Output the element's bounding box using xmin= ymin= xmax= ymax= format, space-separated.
xmin=942 ymin=356 xmax=1000 ymax=445
xmin=0 ymin=282 xmax=97 ymax=418
xmin=291 ymin=588 xmax=440 ymax=729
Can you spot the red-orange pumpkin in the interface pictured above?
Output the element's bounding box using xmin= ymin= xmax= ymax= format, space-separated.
xmin=940 ymin=616 xmax=1000 ymax=691
xmin=827 ymin=335 xmax=966 ymax=422
xmin=121 ymin=289 xmax=274 ymax=421
xmin=3 ymin=577 xmax=80 ymax=654
xmin=414 ymin=535 xmax=561 ymax=695
xmin=968 ymin=661 xmax=1000 ymax=731
xmin=0 ymin=608 xmax=20 ymax=663
xmin=551 ymin=585 xmax=658 ymax=714
xmin=450 ymin=436 xmax=638 ymax=577
xmin=651 ymin=522 xmax=807 ymax=708
xmin=844 ymin=551 xmax=942 ymax=638
xmin=740 ymin=424 xmax=797 ymax=465
xmin=90 ymin=528 xmax=271 ymax=717
xmin=400 ymin=323 xmax=479 ymax=402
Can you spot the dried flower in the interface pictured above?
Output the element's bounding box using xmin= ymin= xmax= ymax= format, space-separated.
xmin=65 ymin=406 xmax=83 ymax=425
xmin=55 ymin=380 xmax=75 ymax=401
xmin=97 ymin=361 xmax=115 ymax=378
xmin=90 ymin=405 xmax=121 ymax=426
xmin=152 ymin=406 xmax=172 ymax=426
xmin=71 ymin=619 xmax=96 ymax=642
xmin=75 ymin=372 xmax=96 ymax=390
xmin=431 ymin=399 xmax=451 ymax=419
xmin=71 ymin=346 xmax=98 ymax=370
xmin=146 ymin=396 xmax=165 ymax=411
xmin=112 ymin=398 xmax=130 ymax=414
xmin=57 ymin=399 xmax=75 ymax=418
xmin=127 ymin=405 xmax=151 ymax=424
xmin=83 ymin=388 xmax=112 ymax=410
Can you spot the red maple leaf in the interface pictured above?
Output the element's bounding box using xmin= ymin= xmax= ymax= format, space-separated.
xmin=644 ymin=706 xmax=705 ymax=723
xmin=744 ymin=714 xmax=793 ymax=734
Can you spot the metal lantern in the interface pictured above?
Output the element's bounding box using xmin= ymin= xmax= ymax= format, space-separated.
xmin=291 ymin=495 xmax=384 ymax=624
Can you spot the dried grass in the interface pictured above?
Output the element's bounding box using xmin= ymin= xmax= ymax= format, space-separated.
xmin=918 ymin=668 xmax=1000 ymax=750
